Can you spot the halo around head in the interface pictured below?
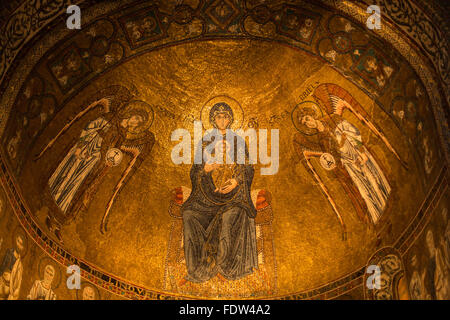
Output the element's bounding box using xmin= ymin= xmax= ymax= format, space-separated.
xmin=91 ymin=85 xmax=133 ymax=113
xmin=119 ymin=100 xmax=155 ymax=134
xmin=76 ymin=281 xmax=101 ymax=300
xmin=12 ymin=226 xmax=28 ymax=258
xmin=291 ymin=101 xmax=323 ymax=135
xmin=200 ymin=95 xmax=244 ymax=131
xmin=37 ymin=257 xmax=61 ymax=288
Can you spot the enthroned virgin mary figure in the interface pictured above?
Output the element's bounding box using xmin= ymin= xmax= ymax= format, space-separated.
xmin=180 ymin=102 xmax=258 ymax=284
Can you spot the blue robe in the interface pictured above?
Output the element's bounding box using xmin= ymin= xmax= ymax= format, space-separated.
xmin=181 ymin=130 xmax=258 ymax=282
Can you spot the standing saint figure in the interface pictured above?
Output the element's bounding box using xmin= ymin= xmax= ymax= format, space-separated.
xmin=0 ymin=234 xmax=24 ymax=300
xmin=180 ymin=102 xmax=258 ymax=284
xmin=409 ymin=269 xmax=427 ymax=300
xmin=27 ymin=265 xmax=57 ymax=300
xmin=424 ymin=229 xmax=449 ymax=300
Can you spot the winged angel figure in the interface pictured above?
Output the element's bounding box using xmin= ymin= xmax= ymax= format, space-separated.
xmin=293 ymin=83 xmax=408 ymax=240
xmin=35 ymin=85 xmax=155 ymax=240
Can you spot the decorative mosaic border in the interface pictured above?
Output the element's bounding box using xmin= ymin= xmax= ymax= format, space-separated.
xmin=0 ymin=0 xmax=447 ymax=91
xmin=394 ymin=166 xmax=448 ymax=255
xmin=370 ymin=0 xmax=449 ymax=87
xmin=0 ymin=0 xmax=136 ymax=134
xmin=363 ymin=246 xmax=405 ymax=300
xmin=325 ymin=0 xmax=449 ymax=163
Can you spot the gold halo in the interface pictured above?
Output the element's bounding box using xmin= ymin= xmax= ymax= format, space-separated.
xmin=12 ymin=226 xmax=28 ymax=258
xmin=76 ymin=281 xmax=101 ymax=300
xmin=119 ymin=100 xmax=154 ymax=134
xmin=291 ymin=100 xmax=323 ymax=136
xmin=37 ymin=256 xmax=62 ymax=289
xmin=200 ymin=95 xmax=244 ymax=131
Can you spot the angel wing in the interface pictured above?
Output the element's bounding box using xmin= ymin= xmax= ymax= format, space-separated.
xmin=293 ymin=132 xmax=347 ymax=240
xmin=100 ymin=132 xmax=155 ymax=234
xmin=313 ymin=83 xmax=408 ymax=169
xmin=293 ymin=131 xmax=328 ymax=159
xmin=34 ymin=85 xmax=133 ymax=161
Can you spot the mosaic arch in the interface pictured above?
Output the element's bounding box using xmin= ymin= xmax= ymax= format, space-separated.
xmin=0 ymin=0 xmax=448 ymax=300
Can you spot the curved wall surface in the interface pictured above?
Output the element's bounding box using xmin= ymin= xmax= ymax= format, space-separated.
xmin=0 ymin=0 xmax=448 ymax=300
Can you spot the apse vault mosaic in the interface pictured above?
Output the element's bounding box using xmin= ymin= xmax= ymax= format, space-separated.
xmin=0 ymin=0 xmax=448 ymax=300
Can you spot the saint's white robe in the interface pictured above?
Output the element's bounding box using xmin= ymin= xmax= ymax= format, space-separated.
xmin=0 ymin=253 xmax=22 ymax=300
xmin=335 ymin=120 xmax=391 ymax=224
xmin=27 ymin=280 xmax=57 ymax=300
xmin=7 ymin=255 xmax=22 ymax=300
xmin=48 ymin=117 xmax=108 ymax=214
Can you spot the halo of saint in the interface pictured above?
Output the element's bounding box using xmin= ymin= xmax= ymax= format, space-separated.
xmin=291 ymin=100 xmax=323 ymax=136
xmin=37 ymin=257 xmax=61 ymax=289
xmin=119 ymin=100 xmax=155 ymax=137
xmin=200 ymin=95 xmax=244 ymax=131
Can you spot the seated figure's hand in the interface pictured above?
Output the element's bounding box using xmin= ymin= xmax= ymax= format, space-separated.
xmin=218 ymin=178 xmax=238 ymax=194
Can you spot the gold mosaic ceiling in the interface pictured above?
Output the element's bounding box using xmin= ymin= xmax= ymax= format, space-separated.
xmin=0 ymin=0 xmax=447 ymax=300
